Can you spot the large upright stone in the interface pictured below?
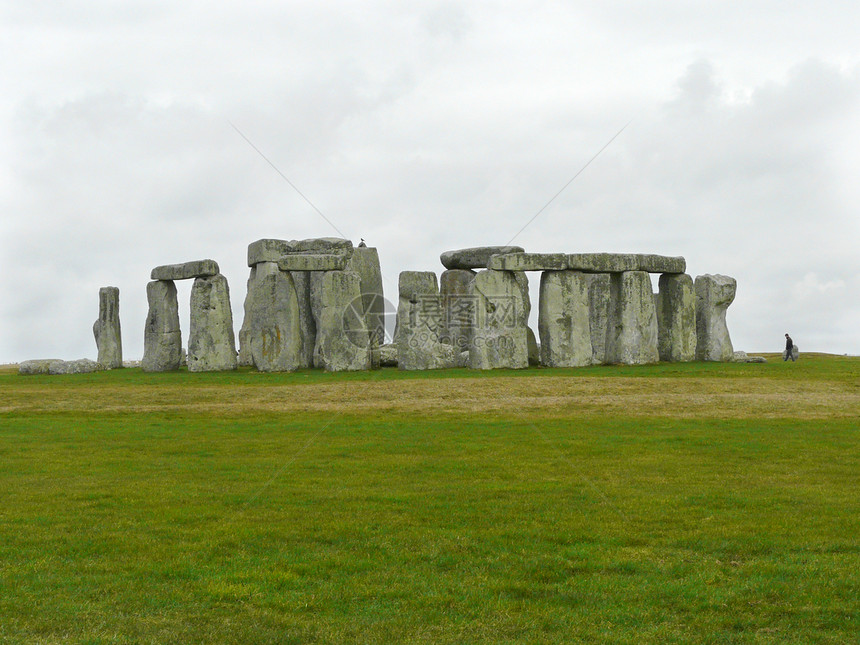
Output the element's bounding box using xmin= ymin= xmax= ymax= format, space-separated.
xmin=310 ymin=270 xmax=371 ymax=371
xmin=695 ymin=274 xmax=736 ymax=362
xmin=605 ymin=271 xmax=659 ymax=365
xmin=290 ymin=271 xmax=317 ymax=368
xmin=187 ymin=274 xmax=237 ymax=372
xmin=538 ymin=271 xmax=592 ymax=367
xmin=346 ymin=246 xmax=386 ymax=349
xmin=151 ymin=259 xmax=219 ymax=281
xmin=657 ymin=273 xmax=696 ymax=362
xmin=396 ymin=271 xmax=459 ymax=370
xmin=142 ymin=280 xmax=182 ymax=372
xmin=440 ymin=246 xmax=524 ymax=270
xmin=469 ymin=270 xmax=529 ymax=370
xmin=585 ymin=273 xmax=611 ymax=364
xmin=92 ymin=286 xmax=122 ymax=369
xmin=439 ymin=269 xmax=476 ymax=353
xmin=240 ymin=262 xmax=303 ymax=372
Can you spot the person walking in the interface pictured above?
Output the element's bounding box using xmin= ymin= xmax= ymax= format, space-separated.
xmin=784 ymin=333 xmax=795 ymax=362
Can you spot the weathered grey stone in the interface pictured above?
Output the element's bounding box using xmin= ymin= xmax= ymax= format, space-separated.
xmin=290 ymin=271 xmax=316 ymax=368
xmin=18 ymin=359 xmax=62 ymax=375
xmin=346 ymin=246 xmax=385 ymax=349
xmin=247 ymin=238 xmax=297 ymax=266
xmin=440 ymin=246 xmax=524 ymax=270
xmin=567 ymin=253 xmax=686 ymax=274
xmin=92 ymin=286 xmax=122 ymax=369
xmin=237 ymin=265 xmax=258 ymax=367
xmin=695 ymin=274 xmax=736 ymax=362
xmin=240 ymin=262 xmax=304 ymax=372
xmin=469 ymin=270 xmax=529 ymax=370
xmin=606 ymin=271 xmax=659 ymax=365
xmin=187 ymin=274 xmax=238 ymax=372
xmin=142 ymin=280 xmax=182 ymax=372
xmin=527 ymin=327 xmax=539 ymax=366
xmin=310 ymin=270 xmax=371 ymax=371
xmin=538 ymin=271 xmax=592 ymax=367
xmin=151 ymin=259 xmax=219 ymax=281
xmin=487 ymin=252 xmax=568 ymax=272
xmin=656 ymin=273 xmax=696 ymax=362
xmin=277 ymin=254 xmax=349 ymax=272
xmin=585 ymin=273 xmax=611 ymax=364
xmin=439 ymin=269 xmax=476 ymax=353
xmin=47 ymin=358 xmax=104 ymax=375
xmin=293 ymin=237 xmax=354 ymax=253
xmin=396 ymin=271 xmax=458 ymax=370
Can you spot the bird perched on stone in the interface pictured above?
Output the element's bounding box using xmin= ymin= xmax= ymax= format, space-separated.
xmin=358 ymin=238 xmax=367 ymax=248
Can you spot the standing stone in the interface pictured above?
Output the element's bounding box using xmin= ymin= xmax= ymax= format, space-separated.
xmin=241 ymin=262 xmax=303 ymax=372
xmin=538 ymin=271 xmax=592 ymax=367
xmin=347 ymin=246 xmax=386 ymax=349
xmin=656 ymin=273 xmax=696 ymax=362
xmin=585 ymin=273 xmax=611 ymax=365
xmin=469 ymin=269 xmax=529 ymax=370
xmin=439 ymin=269 xmax=477 ymax=353
xmin=92 ymin=286 xmax=122 ymax=369
xmin=396 ymin=271 xmax=459 ymax=370
xmin=187 ymin=274 xmax=238 ymax=372
xmin=142 ymin=280 xmax=182 ymax=372
xmin=527 ymin=327 xmax=540 ymax=366
xmin=310 ymin=270 xmax=371 ymax=371
xmin=606 ymin=271 xmax=659 ymax=365
xmin=237 ymin=265 xmax=258 ymax=367
xmin=290 ymin=271 xmax=317 ymax=368
xmin=695 ymin=274 xmax=736 ymax=362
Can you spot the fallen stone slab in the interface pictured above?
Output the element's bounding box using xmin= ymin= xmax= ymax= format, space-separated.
xmin=487 ymin=252 xmax=568 ymax=272
xmin=567 ymin=253 xmax=686 ymax=274
xmin=277 ymin=254 xmax=349 ymax=272
xmin=151 ymin=259 xmax=220 ymax=281
xmin=18 ymin=359 xmax=62 ymax=375
xmin=247 ymin=238 xmax=297 ymax=266
xmin=733 ymin=351 xmax=767 ymax=363
xmin=440 ymin=246 xmax=524 ymax=270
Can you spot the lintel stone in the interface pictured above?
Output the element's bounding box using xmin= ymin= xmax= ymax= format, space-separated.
xmin=486 ymin=252 xmax=567 ymax=272
xmin=567 ymin=253 xmax=685 ymax=274
xmin=151 ymin=259 xmax=220 ymax=280
xmin=247 ymin=239 xmax=297 ymax=266
xmin=440 ymin=246 xmax=524 ymax=270
xmin=277 ymin=254 xmax=349 ymax=272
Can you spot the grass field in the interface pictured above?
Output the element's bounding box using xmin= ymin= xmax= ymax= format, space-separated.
xmin=1 ymin=354 xmax=858 ymax=643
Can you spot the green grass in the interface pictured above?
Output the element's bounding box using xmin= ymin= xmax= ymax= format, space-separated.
xmin=1 ymin=356 xmax=858 ymax=643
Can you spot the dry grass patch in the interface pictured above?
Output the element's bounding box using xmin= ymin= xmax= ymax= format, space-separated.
xmin=4 ymin=374 xmax=857 ymax=420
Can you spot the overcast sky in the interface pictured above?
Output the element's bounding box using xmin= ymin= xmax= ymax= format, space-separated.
xmin=2 ymin=1 xmax=859 ymax=363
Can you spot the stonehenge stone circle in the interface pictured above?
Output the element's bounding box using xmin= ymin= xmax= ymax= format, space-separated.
xmin=606 ymin=271 xmax=659 ymax=365
xmin=240 ymin=262 xmax=304 ymax=372
xmin=310 ymin=270 xmax=370 ymax=371
xmin=151 ymin=259 xmax=219 ymax=281
xmin=187 ymin=274 xmax=238 ymax=372
xmin=656 ymin=273 xmax=696 ymax=362
xmin=93 ymin=286 xmax=122 ymax=369
xmin=538 ymin=271 xmax=593 ymax=367
xmin=142 ymin=280 xmax=182 ymax=372
xmin=440 ymin=246 xmax=524 ymax=270
xmin=469 ymin=269 xmax=529 ymax=370
xmin=695 ymin=274 xmax=736 ymax=362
